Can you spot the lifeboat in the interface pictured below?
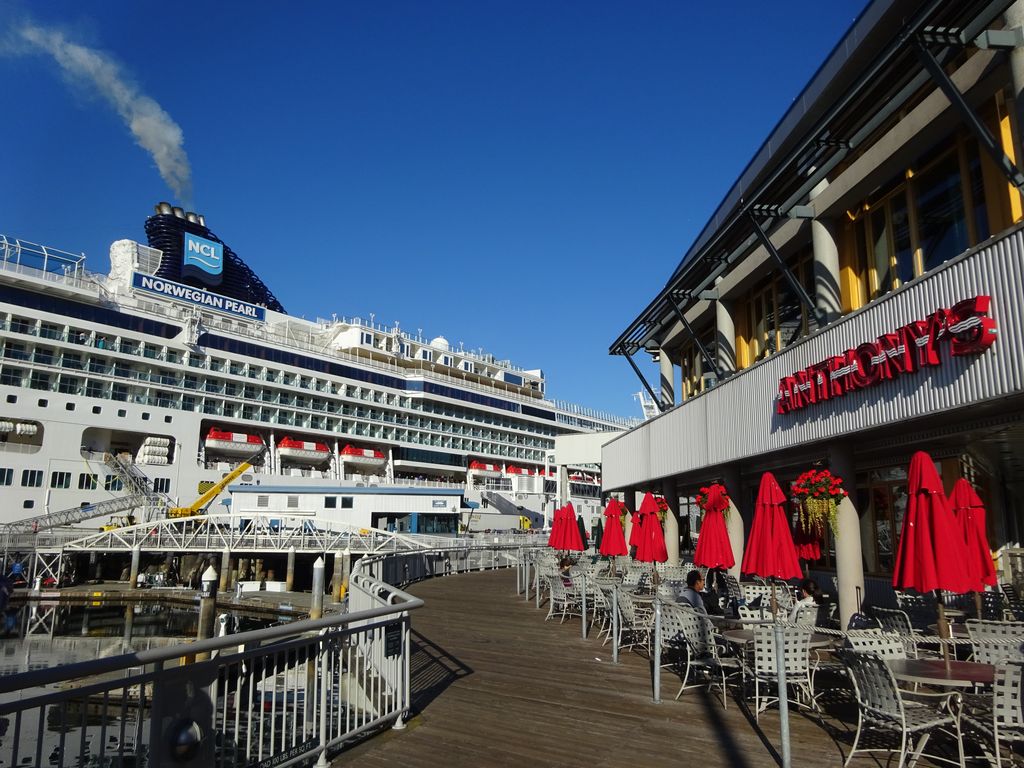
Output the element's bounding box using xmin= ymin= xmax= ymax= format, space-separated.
xmin=205 ymin=428 xmax=264 ymax=457
xmin=468 ymin=460 xmax=501 ymax=478
xmin=277 ymin=437 xmax=331 ymax=464
xmin=506 ymin=465 xmax=534 ymax=476
xmin=340 ymin=444 xmax=387 ymax=468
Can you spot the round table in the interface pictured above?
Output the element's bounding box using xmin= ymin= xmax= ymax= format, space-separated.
xmin=886 ymin=659 xmax=994 ymax=688
xmin=722 ymin=629 xmax=836 ymax=649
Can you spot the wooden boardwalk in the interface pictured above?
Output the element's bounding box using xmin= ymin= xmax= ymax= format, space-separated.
xmin=330 ymin=570 xmax=870 ymax=768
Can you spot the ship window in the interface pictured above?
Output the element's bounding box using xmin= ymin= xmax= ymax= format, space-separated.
xmin=142 ymin=413 xmax=150 ymax=421
xmin=153 ymin=478 xmax=171 ymax=494
xmin=30 ymin=372 xmax=50 ymax=391
xmin=361 ymin=333 xmax=373 ymax=345
xmin=339 ymin=496 xmax=354 ymax=509
xmin=324 ymin=496 xmax=337 ymax=508
xmin=65 ymin=403 xmax=75 ymax=411
xmin=287 ymin=496 xmax=299 ymax=509
xmin=78 ymin=473 xmax=97 ymax=490
xmin=164 ymin=415 xmax=172 ymax=423
xmin=92 ymin=406 xmax=101 ymax=414
xmin=257 ymin=495 xmax=269 ymax=508
xmin=50 ymin=471 xmax=71 ymax=489
xmin=21 ymin=470 xmax=42 ymax=487
xmin=117 ymin=409 xmax=126 ymax=417
xmin=0 ymin=468 xmax=11 ymax=485
xmin=104 ymin=476 xmax=123 ymax=492
xmin=22 ymin=500 xmax=33 ymax=509
xmin=5 ymin=395 xmax=15 ymax=403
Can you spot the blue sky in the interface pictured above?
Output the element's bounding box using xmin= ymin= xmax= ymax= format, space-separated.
xmin=1 ymin=1 xmax=866 ymax=418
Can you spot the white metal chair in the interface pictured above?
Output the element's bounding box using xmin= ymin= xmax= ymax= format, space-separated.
xmin=840 ymin=649 xmax=964 ymax=768
xmin=545 ymin=576 xmax=581 ymax=623
xmin=662 ymin=603 xmax=740 ymax=708
xmin=844 ymin=630 xmax=908 ymax=661
xmin=963 ymin=660 xmax=1024 ymax=768
xmin=744 ymin=626 xmax=814 ymax=721
xmin=616 ymin=591 xmax=652 ymax=653
xmin=873 ymin=607 xmax=925 ymax=658
xmin=966 ymin=620 xmax=1024 ymax=665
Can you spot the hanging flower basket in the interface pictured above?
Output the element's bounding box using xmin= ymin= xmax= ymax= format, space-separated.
xmin=695 ymin=483 xmax=730 ymax=520
xmin=790 ymin=469 xmax=848 ymax=537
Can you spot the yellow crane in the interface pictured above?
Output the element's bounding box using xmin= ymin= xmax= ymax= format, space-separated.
xmin=168 ymin=447 xmax=264 ymax=519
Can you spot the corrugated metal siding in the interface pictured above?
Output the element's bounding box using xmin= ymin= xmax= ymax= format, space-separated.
xmin=606 ymin=228 xmax=1024 ymax=489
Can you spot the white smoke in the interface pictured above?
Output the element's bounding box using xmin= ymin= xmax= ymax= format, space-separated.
xmin=18 ymin=23 xmax=193 ymax=203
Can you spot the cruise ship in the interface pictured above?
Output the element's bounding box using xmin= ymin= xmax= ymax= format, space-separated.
xmin=0 ymin=203 xmax=634 ymax=534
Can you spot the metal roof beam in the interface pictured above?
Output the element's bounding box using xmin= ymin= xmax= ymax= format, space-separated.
xmin=667 ymin=294 xmax=721 ymax=380
xmin=618 ymin=344 xmax=665 ymax=414
xmin=914 ymin=34 xmax=1024 ymax=189
xmin=748 ymin=210 xmax=825 ymax=328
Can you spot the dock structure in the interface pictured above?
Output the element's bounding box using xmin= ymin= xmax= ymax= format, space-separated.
xmin=332 ymin=569 xmax=847 ymax=768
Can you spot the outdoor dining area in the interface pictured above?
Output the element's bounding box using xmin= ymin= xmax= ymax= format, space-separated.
xmin=528 ymin=451 xmax=1024 ymax=768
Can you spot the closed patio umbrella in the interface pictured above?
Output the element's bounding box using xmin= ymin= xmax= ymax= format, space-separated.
xmin=892 ymin=451 xmax=972 ymax=645
xmin=576 ymin=514 xmax=589 ymax=552
xmin=594 ymin=519 xmax=604 ymax=550
xmin=693 ymin=484 xmax=735 ymax=571
xmin=949 ymin=478 xmax=996 ymax=590
xmin=635 ymin=492 xmax=668 ymax=567
xmin=742 ymin=472 xmax=802 ymax=614
xmin=547 ymin=505 xmax=563 ymax=549
xmin=628 ymin=506 xmax=644 ymax=549
xmin=563 ymin=502 xmax=584 ymax=552
xmin=599 ymin=500 xmax=628 ymax=569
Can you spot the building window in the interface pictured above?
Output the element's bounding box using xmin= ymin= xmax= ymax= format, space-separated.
xmin=50 ymin=471 xmax=71 ymax=489
xmin=153 ymin=478 xmax=171 ymax=494
xmin=78 ymin=473 xmax=98 ymax=490
xmin=21 ymin=469 xmax=43 ymax=487
xmin=341 ymin=496 xmax=354 ymax=509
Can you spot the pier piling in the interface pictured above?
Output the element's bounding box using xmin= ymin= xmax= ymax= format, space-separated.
xmin=311 ymin=557 xmax=324 ymax=619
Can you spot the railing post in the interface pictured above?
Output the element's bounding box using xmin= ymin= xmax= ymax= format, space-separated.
xmin=535 ymin=560 xmax=540 ymax=609
xmin=612 ymin=585 xmax=620 ymax=664
xmin=581 ymin=572 xmax=588 ymax=640
xmin=315 ymin=634 xmax=330 ymax=768
xmin=652 ymin=598 xmax=662 ymax=703
xmin=774 ymin=623 xmax=792 ymax=768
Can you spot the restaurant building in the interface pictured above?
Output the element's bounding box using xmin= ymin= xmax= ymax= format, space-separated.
xmin=605 ymin=0 xmax=1024 ymax=625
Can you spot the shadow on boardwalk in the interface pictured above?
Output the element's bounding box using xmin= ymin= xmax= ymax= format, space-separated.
xmin=329 ymin=570 xmax=959 ymax=767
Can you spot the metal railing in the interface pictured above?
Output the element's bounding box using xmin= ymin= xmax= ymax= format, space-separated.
xmin=0 ymin=538 xmax=543 ymax=767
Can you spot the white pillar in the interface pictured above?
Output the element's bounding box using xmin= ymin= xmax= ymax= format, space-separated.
xmin=810 ymin=178 xmax=842 ymax=325
xmin=1008 ymin=1 xmax=1024 ymax=163
xmin=661 ymin=479 xmax=679 ymax=566
xmin=558 ymin=465 xmax=569 ymax=507
xmin=715 ymin=292 xmax=736 ymax=376
xmin=830 ymin=444 xmax=864 ymax=630
xmin=658 ymin=350 xmax=674 ymax=409
xmin=721 ymin=466 xmax=744 ymax=578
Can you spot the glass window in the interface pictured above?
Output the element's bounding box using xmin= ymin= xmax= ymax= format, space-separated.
xmin=78 ymin=473 xmax=98 ymax=490
xmin=325 ymin=496 xmax=337 ymax=509
xmin=341 ymin=496 xmax=354 ymax=509
xmin=0 ymin=468 xmax=12 ymax=485
xmin=21 ymin=469 xmax=43 ymax=487
xmin=153 ymin=478 xmax=171 ymax=493
xmin=50 ymin=471 xmax=71 ymax=489
xmin=915 ymin=151 xmax=969 ymax=272
xmin=104 ymin=475 xmax=124 ymax=491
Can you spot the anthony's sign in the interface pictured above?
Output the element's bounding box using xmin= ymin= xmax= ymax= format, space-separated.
xmin=777 ymin=296 xmax=996 ymax=414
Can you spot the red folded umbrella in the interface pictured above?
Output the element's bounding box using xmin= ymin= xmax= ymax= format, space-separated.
xmin=599 ymin=499 xmax=628 ymax=557
xmin=949 ymin=478 xmax=996 ymax=589
xmin=741 ymin=472 xmax=802 ymax=580
xmin=892 ymin=451 xmax=972 ymax=594
xmin=694 ymin=485 xmax=734 ymax=570
xmin=547 ymin=504 xmax=563 ymax=549
xmin=563 ymin=502 xmax=584 ymax=552
xmin=793 ymin=510 xmax=822 ymax=562
xmin=635 ymin=492 xmax=667 ymax=563
xmin=628 ymin=507 xmax=644 ymax=548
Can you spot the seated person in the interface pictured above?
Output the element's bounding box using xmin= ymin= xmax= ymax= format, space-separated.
xmin=679 ymin=570 xmax=707 ymax=614
xmin=789 ymin=577 xmax=823 ymax=623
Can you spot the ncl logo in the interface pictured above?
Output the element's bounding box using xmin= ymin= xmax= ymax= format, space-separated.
xmin=183 ymin=232 xmax=224 ymax=286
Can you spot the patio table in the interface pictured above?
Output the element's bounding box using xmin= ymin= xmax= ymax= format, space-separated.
xmin=885 ymin=658 xmax=994 ymax=688
xmin=722 ymin=629 xmax=835 ymax=649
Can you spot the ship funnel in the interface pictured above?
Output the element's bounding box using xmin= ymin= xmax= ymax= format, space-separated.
xmin=197 ymin=214 xmax=206 ymax=227
xmin=185 ymin=211 xmax=199 ymax=224
xmin=156 ymin=201 xmax=174 ymax=215
xmin=172 ymin=206 xmax=186 ymax=219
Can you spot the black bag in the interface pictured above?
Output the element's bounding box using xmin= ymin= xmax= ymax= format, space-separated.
xmin=846 ymin=611 xmax=878 ymax=631
xmin=701 ymin=589 xmax=724 ymax=616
